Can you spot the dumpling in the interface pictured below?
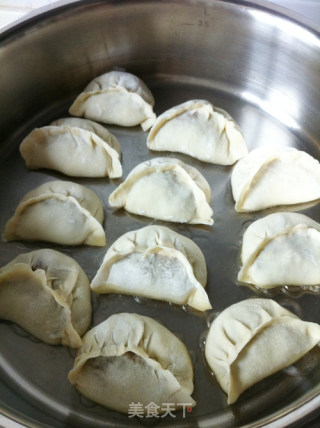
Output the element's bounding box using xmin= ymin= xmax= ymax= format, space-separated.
xmin=205 ymin=298 xmax=320 ymax=404
xmin=4 ymin=180 xmax=106 ymax=246
xmin=91 ymin=225 xmax=211 ymax=311
xmin=109 ymin=157 xmax=213 ymax=225
xmin=69 ymin=71 xmax=156 ymax=131
xmin=147 ymin=100 xmax=247 ymax=165
xmin=238 ymin=212 xmax=320 ymax=288
xmin=20 ymin=117 xmax=122 ymax=178
xmin=0 ymin=249 xmax=91 ymax=348
xmin=231 ymin=147 xmax=320 ymax=212
xmin=68 ymin=313 xmax=196 ymax=414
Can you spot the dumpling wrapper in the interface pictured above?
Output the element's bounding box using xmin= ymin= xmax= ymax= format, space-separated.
xmin=147 ymin=100 xmax=247 ymax=165
xmin=69 ymin=71 xmax=156 ymax=131
xmin=0 ymin=249 xmax=91 ymax=348
xmin=4 ymin=180 xmax=106 ymax=246
xmin=231 ymin=147 xmax=320 ymax=212
xmin=20 ymin=117 xmax=122 ymax=178
xmin=238 ymin=212 xmax=320 ymax=288
xmin=68 ymin=313 xmax=196 ymax=414
xmin=91 ymin=225 xmax=211 ymax=311
xmin=109 ymin=157 xmax=213 ymax=225
xmin=205 ymin=298 xmax=320 ymax=404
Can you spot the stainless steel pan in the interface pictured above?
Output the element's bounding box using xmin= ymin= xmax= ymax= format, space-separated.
xmin=0 ymin=1 xmax=319 ymax=426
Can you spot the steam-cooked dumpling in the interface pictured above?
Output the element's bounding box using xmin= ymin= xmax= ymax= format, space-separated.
xmin=205 ymin=298 xmax=320 ymax=404
xmin=109 ymin=157 xmax=213 ymax=225
xmin=0 ymin=249 xmax=91 ymax=348
xmin=231 ymin=147 xmax=320 ymax=212
xmin=69 ymin=71 xmax=156 ymax=131
xmin=147 ymin=100 xmax=247 ymax=165
xmin=68 ymin=313 xmax=196 ymax=414
xmin=4 ymin=180 xmax=106 ymax=246
xmin=91 ymin=225 xmax=211 ymax=311
xmin=20 ymin=117 xmax=122 ymax=178
xmin=238 ymin=212 xmax=320 ymax=288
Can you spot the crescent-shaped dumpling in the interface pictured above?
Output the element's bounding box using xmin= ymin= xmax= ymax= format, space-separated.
xmin=91 ymin=225 xmax=212 ymax=311
xmin=147 ymin=100 xmax=247 ymax=165
xmin=4 ymin=180 xmax=106 ymax=246
xmin=231 ymin=147 xmax=320 ymax=212
xmin=205 ymin=298 xmax=320 ymax=404
xmin=69 ymin=71 xmax=156 ymax=131
xmin=20 ymin=117 xmax=122 ymax=178
xmin=109 ymin=157 xmax=213 ymax=225
xmin=0 ymin=249 xmax=91 ymax=348
xmin=68 ymin=313 xmax=196 ymax=414
xmin=238 ymin=212 xmax=320 ymax=288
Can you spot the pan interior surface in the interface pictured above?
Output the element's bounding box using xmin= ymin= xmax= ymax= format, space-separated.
xmin=0 ymin=1 xmax=319 ymax=427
